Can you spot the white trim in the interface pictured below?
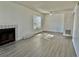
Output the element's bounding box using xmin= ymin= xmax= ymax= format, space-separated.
xmin=63 ymin=33 xmax=72 ymax=37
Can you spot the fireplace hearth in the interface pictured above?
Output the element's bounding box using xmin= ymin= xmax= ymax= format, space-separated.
xmin=0 ymin=28 xmax=15 ymax=46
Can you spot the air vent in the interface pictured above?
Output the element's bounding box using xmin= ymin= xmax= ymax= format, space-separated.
xmin=78 ymin=2 xmax=79 ymax=5
xmin=65 ymin=30 xmax=71 ymax=35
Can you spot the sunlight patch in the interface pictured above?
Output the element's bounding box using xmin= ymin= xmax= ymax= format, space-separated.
xmin=43 ymin=33 xmax=54 ymax=40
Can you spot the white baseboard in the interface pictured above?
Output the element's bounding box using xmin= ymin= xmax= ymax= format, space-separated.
xmin=23 ymin=33 xmax=34 ymax=39
xmin=23 ymin=31 xmax=43 ymax=39
xmin=63 ymin=34 xmax=72 ymax=37
xmin=43 ymin=30 xmax=63 ymax=33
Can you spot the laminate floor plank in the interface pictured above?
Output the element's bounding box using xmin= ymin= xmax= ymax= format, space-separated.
xmin=0 ymin=32 xmax=76 ymax=57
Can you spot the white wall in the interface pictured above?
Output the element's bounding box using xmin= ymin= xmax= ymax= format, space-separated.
xmin=43 ymin=14 xmax=64 ymax=33
xmin=43 ymin=11 xmax=74 ymax=35
xmin=0 ymin=2 xmax=43 ymax=41
xmin=72 ymin=3 xmax=79 ymax=56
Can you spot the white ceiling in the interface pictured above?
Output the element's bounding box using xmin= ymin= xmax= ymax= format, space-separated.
xmin=14 ymin=1 xmax=77 ymax=14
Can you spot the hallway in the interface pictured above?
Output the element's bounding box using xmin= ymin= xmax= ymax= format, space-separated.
xmin=0 ymin=32 xmax=76 ymax=57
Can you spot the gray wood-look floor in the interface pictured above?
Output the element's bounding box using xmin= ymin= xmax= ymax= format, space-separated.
xmin=0 ymin=32 xmax=76 ymax=57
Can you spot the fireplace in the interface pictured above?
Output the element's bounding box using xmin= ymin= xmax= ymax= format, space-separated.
xmin=0 ymin=28 xmax=15 ymax=45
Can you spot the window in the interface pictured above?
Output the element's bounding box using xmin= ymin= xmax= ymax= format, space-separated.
xmin=33 ymin=15 xmax=42 ymax=30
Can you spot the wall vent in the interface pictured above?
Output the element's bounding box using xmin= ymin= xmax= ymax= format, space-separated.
xmin=65 ymin=30 xmax=71 ymax=35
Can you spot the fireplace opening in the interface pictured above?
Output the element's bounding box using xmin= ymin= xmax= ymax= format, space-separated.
xmin=0 ymin=28 xmax=15 ymax=46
